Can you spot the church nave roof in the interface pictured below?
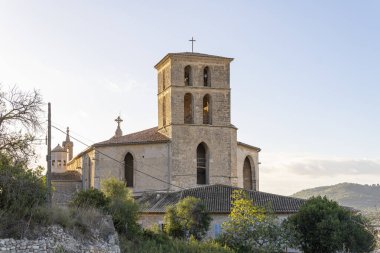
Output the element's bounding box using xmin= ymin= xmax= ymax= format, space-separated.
xmin=94 ymin=127 xmax=170 ymax=147
xmin=138 ymin=184 xmax=306 ymax=214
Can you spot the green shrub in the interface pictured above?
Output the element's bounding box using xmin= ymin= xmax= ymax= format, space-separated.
xmin=101 ymin=178 xmax=140 ymax=237
xmin=285 ymin=196 xmax=376 ymax=253
xmin=0 ymin=159 xmax=47 ymax=238
xmin=0 ymin=160 xmax=46 ymax=218
xmin=70 ymin=188 xmax=110 ymax=209
xmin=101 ymin=177 xmax=133 ymax=202
xmin=218 ymin=190 xmax=287 ymax=253
xmin=164 ymin=197 xmax=211 ymax=240
xmin=119 ymin=231 xmax=234 ymax=253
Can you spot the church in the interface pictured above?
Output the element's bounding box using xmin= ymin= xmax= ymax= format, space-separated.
xmin=65 ymin=52 xmax=261 ymax=194
xmin=51 ymin=51 xmax=305 ymax=240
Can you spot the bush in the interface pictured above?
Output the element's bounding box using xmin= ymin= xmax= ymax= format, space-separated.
xmin=218 ymin=190 xmax=287 ymax=253
xmin=164 ymin=197 xmax=211 ymax=240
xmin=0 ymin=159 xmax=46 ymax=217
xmin=70 ymin=188 xmax=109 ymax=209
xmin=0 ymin=157 xmax=47 ymax=238
xmin=101 ymin=178 xmax=140 ymax=237
xmin=119 ymin=229 xmax=234 ymax=253
xmin=285 ymin=196 xmax=376 ymax=253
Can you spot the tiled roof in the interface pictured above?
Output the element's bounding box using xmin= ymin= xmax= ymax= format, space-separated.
xmin=138 ymin=184 xmax=306 ymax=214
xmin=51 ymin=171 xmax=82 ymax=181
xmin=94 ymin=127 xmax=170 ymax=147
xmin=52 ymin=144 xmax=65 ymax=152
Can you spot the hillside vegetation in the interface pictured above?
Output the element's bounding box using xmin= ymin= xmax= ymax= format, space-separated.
xmin=291 ymin=182 xmax=380 ymax=211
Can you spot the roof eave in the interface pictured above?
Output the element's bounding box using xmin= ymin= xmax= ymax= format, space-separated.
xmin=93 ymin=140 xmax=171 ymax=148
xmin=154 ymin=53 xmax=234 ymax=70
xmin=67 ymin=146 xmax=94 ymax=165
xmin=237 ymin=141 xmax=261 ymax=152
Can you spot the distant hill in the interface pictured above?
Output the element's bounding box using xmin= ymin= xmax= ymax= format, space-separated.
xmin=291 ymin=182 xmax=380 ymax=211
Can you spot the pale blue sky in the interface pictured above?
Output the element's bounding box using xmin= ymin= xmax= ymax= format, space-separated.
xmin=0 ymin=1 xmax=379 ymax=195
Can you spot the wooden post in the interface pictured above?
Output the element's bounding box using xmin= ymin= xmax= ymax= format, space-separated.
xmin=46 ymin=102 xmax=52 ymax=205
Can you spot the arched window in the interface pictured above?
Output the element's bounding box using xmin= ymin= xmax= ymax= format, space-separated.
xmin=184 ymin=65 xmax=192 ymax=86
xmin=203 ymin=66 xmax=210 ymax=86
xmin=162 ymin=96 xmax=166 ymax=126
xmin=203 ymin=94 xmax=211 ymax=124
xmin=124 ymin=153 xmax=134 ymax=187
xmin=184 ymin=93 xmax=193 ymax=124
xmin=243 ymin=157 xmax=253 ymax=190
xmin=197 ymin=143 xmax=208 ymax=184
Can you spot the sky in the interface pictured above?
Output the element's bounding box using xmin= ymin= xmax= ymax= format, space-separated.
xmin=0 ymin=0 xmax=379 ymax=195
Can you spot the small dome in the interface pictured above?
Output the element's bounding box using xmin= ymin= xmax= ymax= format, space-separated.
xmin=52 ymin=144 xmax=66 ymax=152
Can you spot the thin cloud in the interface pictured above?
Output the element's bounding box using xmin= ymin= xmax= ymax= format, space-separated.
xmin=261 ymin=153 xmax=380 ymax=177
xmin=287 ymin=159 xmax=380 ymax=176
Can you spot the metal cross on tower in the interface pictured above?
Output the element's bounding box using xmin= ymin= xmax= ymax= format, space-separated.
xmin=189 ymin=37 xmax=196 ymax=53
xmin=115 ymin=116 xmax=123 ymax=127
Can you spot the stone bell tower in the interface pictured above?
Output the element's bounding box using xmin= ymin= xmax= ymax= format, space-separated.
xmin=155 ymin=52 xmax=238 ymax=189
xmin=62 ymin=127 xmax=73 ymax=161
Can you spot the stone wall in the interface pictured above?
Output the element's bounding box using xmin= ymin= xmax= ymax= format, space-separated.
xmin=52 ymin=180 xmax=82 ymax=205
xmin=236 ymin=143 xmax=260 ymax=191
xmin=94 ymin=143 xmax=170 ymax=194
xmin=169 ymin=125 xmax=237 ymax=190
xmin=0 ymin=225 xmax=120 ymax=253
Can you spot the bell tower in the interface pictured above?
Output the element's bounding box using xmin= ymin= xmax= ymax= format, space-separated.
xmin=155 ymin=53 xmax=234 ymax=137
xmin=62 ymin=127 xmax=74 ymax=161
xmin=155 ymin=52 xmax=238 ymax=189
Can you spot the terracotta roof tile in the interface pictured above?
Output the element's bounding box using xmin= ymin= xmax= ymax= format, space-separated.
xmin=94 ymin=127 xmax=170 ymax=147
xmin=138 ymin=184 xmax=306 ymax=214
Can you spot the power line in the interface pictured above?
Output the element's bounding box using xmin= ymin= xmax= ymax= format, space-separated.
xmin=52 ymin=121 xmax=97 ymax=144
xmin=52 ymin=125 xmax=185 ymax=190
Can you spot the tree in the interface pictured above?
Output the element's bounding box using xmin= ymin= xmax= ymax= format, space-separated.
xmin=101 ymin=178 xmax=140 ymax=237
xmin=0 ymin=154 xmax=47 ymax=238
xmin=70 ymin=188 xmax=110 ymax=209
xmin=0 ymin=86 xmax=43 ymax=163
xmin=218 ymin=190 xmax=287 ymax=253
xmin=285 ymin=196 xmax=376 ymax=253
xmin=164 ymin=196 xmax=211 ymax=240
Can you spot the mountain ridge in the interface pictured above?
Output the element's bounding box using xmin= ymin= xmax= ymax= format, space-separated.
xmin=291 ymin=182 xmax=380 ymax=211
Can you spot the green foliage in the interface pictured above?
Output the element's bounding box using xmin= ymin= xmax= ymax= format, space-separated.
xmin=285 ymin=196 xmax=376 ymax=253
xmin=100 ymin=177 xmax=140 ymax=237
xmin=164 ymin=196 xmax=211 ymax=240
xmin=70 ymin=188 xmax=110 ymax=209
xmin=0 ymin=156 xmax=47 ymax=238
xmin=101 ymin=177 xmax=133 ymax=202
xmin=0 ymin=158 xmax=46 ymax=216
xmin=218 ymin=190 xmax=287 ymax=253
xmin=119 ymin=229 xmax=234 ymax=253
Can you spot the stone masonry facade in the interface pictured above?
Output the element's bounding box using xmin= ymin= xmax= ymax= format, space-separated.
xmin=66 ymin=52 xmax=260 ymax=196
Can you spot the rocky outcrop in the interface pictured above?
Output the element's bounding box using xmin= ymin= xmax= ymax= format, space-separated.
xmin=0 ymin=225 xmax=120 ymax=253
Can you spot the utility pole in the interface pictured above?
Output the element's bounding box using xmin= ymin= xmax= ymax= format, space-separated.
xmin=46 ymin=102 xmax=52 ymax=205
